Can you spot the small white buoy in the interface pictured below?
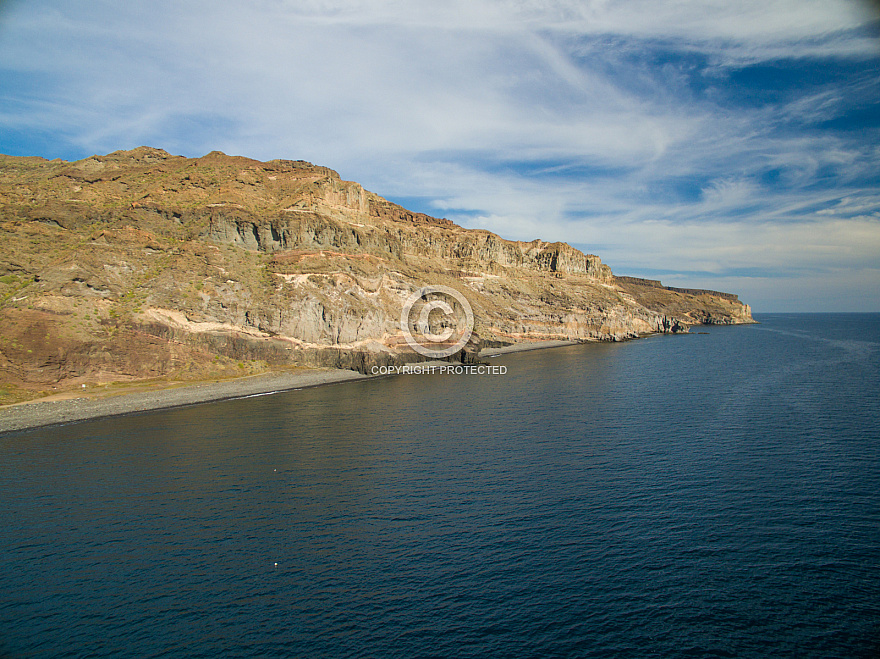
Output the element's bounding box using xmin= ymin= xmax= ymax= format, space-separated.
xmin=274 ymin=562 xmax=278 ymax=567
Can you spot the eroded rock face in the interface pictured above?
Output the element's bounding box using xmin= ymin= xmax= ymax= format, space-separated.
xmin=0 ymin=148 xmax=753 ymax=398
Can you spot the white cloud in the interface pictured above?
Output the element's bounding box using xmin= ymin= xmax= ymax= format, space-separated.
xmin=0 ymin=0 xmax=878 ymax=309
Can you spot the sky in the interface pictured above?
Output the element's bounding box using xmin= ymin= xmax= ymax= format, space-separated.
xmin=1 ymin=1 xmax=879 ymax=312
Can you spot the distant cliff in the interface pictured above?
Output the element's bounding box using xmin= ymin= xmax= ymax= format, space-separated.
xmin=0 ymin=148 xmax=753 ymax=403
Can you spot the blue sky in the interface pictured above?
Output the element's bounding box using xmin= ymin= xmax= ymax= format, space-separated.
xmin=1 ymin=0 xmax=879 ymax=311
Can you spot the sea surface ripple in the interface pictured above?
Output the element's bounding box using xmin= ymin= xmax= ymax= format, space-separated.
xmin=1 ymin=313 xmax=878 ymax=658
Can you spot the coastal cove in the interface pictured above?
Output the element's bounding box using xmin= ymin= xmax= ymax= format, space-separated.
xmin=1 ymin=313 xmax=878 ymax=658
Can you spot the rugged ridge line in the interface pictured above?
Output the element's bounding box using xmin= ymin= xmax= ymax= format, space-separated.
xmin=0 ymin=148 xmax=753 ymax=403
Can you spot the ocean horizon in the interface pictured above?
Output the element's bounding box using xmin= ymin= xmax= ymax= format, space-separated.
xmin=1 ymin=312 xmax=878 ymax=658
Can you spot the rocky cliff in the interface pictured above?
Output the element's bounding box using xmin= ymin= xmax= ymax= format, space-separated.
xmin=0 ymin=147 xmax=753 ymax=403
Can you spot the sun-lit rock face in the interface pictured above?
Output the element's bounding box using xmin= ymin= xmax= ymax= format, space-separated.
xmin=0 ymin=148 xmax=752 ymax=402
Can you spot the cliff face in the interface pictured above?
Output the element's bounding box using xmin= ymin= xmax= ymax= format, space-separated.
xmin=0 ymin=148 xmax=753 ymax=403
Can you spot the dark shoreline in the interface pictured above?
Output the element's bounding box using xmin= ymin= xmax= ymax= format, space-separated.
xmin=0 ymin=330 xmax=766 ymax=435
xmin=0 ymin=369 xmax=369 ymax=436
xmin=0 ymin=340 xmax=585 ymax=435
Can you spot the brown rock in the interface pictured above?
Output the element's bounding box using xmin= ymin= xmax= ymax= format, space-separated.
xmin=0 ymin=148 xmax=754 ymax=400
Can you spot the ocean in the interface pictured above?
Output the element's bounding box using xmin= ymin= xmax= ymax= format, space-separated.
xmin=1 ymin=313 xmax=878 ymax=658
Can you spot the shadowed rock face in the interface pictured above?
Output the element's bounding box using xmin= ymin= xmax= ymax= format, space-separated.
xmin=0 ymin=148 xmax=753 ymax=402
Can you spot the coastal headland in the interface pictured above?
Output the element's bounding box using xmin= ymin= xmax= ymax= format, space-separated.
xmin=0 ymin=148 xmax=753 ymax=426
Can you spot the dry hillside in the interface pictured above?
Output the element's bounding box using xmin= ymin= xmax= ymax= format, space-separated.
xmin=0 ymin=148 xmax=753 ymax=404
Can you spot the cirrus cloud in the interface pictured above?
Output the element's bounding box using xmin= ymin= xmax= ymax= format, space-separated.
xmin=0 ymin=0 xmax=878 ymax=310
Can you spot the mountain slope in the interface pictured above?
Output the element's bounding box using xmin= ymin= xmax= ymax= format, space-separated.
xmin=0 ymin=148 xmax=753 ymax=403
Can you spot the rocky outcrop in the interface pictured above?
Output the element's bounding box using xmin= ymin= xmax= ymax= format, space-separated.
xmin=0 ymin=148 xmax=754 ymax=400
xmin=616 ymin=276 xmax=741 ymax=302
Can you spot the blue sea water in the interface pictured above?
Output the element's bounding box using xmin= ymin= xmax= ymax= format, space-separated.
xmin=0 ymin=313 xmax=878 ymax=658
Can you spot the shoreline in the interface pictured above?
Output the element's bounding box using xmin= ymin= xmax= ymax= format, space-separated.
xmin=0 ymin=369 xmax=369 ymax=436
xmin=481 ymin=339 xmax=579 ymax=356
xmin=0 ymin=340 xmax=581 ymax=435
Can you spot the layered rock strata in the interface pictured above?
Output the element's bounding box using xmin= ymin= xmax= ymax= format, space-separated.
xmin=0 ymin=148 xmax=753 ymax=402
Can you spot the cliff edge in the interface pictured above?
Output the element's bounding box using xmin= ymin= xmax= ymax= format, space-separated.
xmin=0 ymin=148 xmax=753 ymax=403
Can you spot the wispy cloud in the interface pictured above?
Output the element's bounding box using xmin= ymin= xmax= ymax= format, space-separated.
xmin=0 ymin=0 xmax=878 ymax=310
